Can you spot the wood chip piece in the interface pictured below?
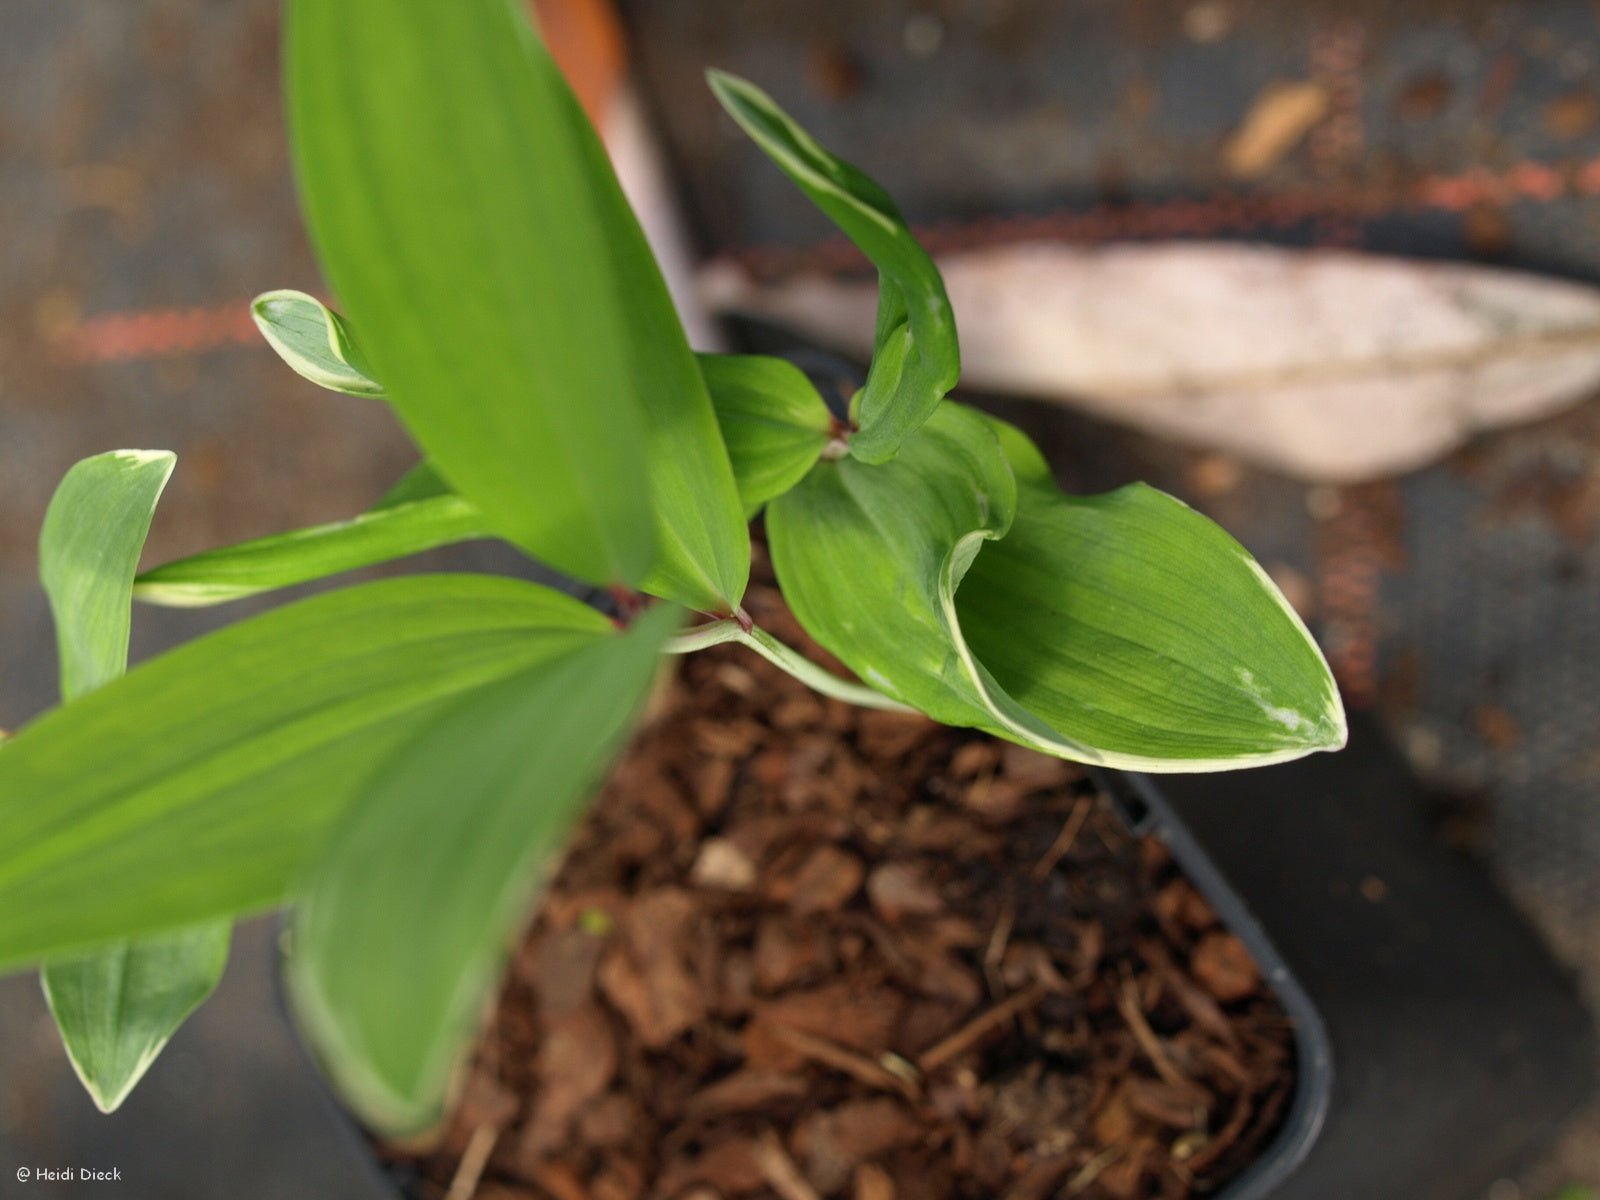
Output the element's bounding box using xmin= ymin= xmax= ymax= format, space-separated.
xmin=743 ymin=980 xmax=902 ymax=1071
xmin=525 ymin=926 xmax=604 ymax=1018
xmin=778 ymin=844 xmax=865 ymax=914
xmin=686 ymin=1070 xmax=810 ymax=1121
xmin=1190 ymin=931 xmax=1262 ymax=1002
xmin=576 ymin=1091 xmax=645 ymax=1149
xmin=597 ymin=890 xmax=707 ymax=1048
xmin=854 ymin=1162 xmax=896 ymax=1200
xmin=753 ymin=917 xmax=832 ymax=992
xmin=757 ymin=1129 xmax=825 ymax=1200
xmin=963 ymin=774 xmax=1027 ymax=823
xmin=867 ymin=861 xmax=944 ymax=922
xmin=656 ymin=1137 xmax=767 ymax=1197
xmin=948 ymin=741 xmax=997 ymax=778
xmin=918 ymin=984 xmax=1051 ymax=1073
xmin=442 ymin=1126 xmax=499 ymax=1200
xmin=520 ymin=1006 xmax=617 ymax=1159
xmin=691 ymin=837 xmax=758 ymax=891
xmin=1124 ymin=1075 xmax=1207 ymax=1129
xmin=790 ymin=1100 xmax=921 ymax=1194
xmin=855 ymin=709 xmax=933 ymax=757
xmin=769 ymin=1023 xmax=919 ymax=1098
xmin=999 ymin=742 xmax=1074 ymax=790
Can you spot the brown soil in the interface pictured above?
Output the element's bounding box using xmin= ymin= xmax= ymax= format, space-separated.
xmin=388 ymin=577 xmax=1295 ymax=1200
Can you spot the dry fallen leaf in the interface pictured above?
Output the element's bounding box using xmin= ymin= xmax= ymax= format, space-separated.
xmin=1223 ymin=80 xmax=1331 ymax=177
xmin=703 ymin=242 xmax=1600 ymax=482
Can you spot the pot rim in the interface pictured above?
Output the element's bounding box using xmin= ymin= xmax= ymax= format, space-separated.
xmin=1098 ymin=769 xmax=1333 ymax=1200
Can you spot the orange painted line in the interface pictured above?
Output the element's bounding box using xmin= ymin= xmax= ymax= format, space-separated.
xmin=70 ymin=0 xmax=628 ymax=367
xmin=734 ymin=146 xmax=1600 ymax=280
xmin=70 ymin=302 xmax=259 ymax=363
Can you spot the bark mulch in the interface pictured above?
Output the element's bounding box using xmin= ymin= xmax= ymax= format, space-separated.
xmin=389 ymin=582 xmax=1295 ymax=1200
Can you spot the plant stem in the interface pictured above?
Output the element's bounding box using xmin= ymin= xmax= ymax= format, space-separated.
xmin=664 ymin=619 xmax=744 ymax=655
xmin=742 ymin=626 xmax=913 ymax=711
xmin=665 ymin=620 xmax=914 ymax=713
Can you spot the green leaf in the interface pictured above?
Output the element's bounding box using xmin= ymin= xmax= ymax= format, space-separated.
xmin=289 ymin=1 xmax=747 ymax=609
xmin=708 ymin=71 xmax=958 ymax=464
xmin=0 ymin=575 xmax=615 ymax=972
xmin=699 ymin=354 xmax=833 ymax=518
xmin=287 ymin=0 xmax=649 ymax=587
xmin=286 ymin=603 xmax=677 ymax=1136
xmin=768 ymin=406 xmax=1346 ymax=770
xmin=260 ymin=353 xmax=828 ymax=598
xmin=768 ymin=403 xmax=1018 ymax=724
xmin=134 ymin=495 xmax=491 ymax=607
xmin=252 ymin=290 xmax=384 ymax=398
xmin=958 ymin=478 xmax=1347 ymax=768
xmin=372 ymin=461 xmax=452 ymax=511
xmin=41 ymin=929 xmax=230 ymax=1113
xmin=39 ymin=450 xmax=175 ymax=697
xmin=37 ymin=450 xmax=231 ymax=1112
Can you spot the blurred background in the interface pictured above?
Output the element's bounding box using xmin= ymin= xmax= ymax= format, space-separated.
xmin=1 ymin=1 xmax=1598 ymax=1196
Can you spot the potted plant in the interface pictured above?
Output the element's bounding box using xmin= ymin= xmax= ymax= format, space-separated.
xmin=0 ymin=2 xmax=1360 ymax=1195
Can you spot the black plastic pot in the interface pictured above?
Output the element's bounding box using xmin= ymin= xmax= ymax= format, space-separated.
xmin=227 ymin=711 xmax=1599 ymax=1200
xmin=317 ymin=718 xmax=1596 ymax=1199
xmin=317 ymin=761 xmax=1335 ymax=1200
xmin=1096 ymin=770 xmax=1333 ymax=1200
xmin=1151 ymin=714 xmax=1598 ymax=1200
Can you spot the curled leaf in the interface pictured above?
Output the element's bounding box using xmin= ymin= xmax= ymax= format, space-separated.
xmin=708 ymin=71 xmax=958 ymax=464
xmin=252 ymin=290 xmax=385 ymax=398
xmin=768 ymin=406 xmax=1345 ymax=770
